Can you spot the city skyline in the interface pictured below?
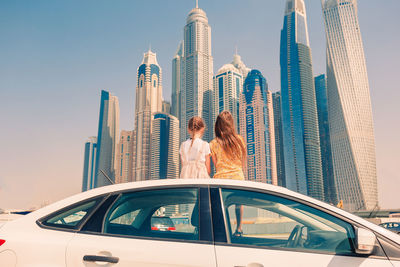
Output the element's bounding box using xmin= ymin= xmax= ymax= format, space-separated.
xmin=0 ymin=0 xmax=399 ymax=210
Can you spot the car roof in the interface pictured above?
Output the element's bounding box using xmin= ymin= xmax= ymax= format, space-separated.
xmin=12 ymin=178 xmax=400 ymax=245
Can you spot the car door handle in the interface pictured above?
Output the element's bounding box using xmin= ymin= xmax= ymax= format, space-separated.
xmin=234 ymin=263 xmax=264 ymax=267
xmin=83 ymin=255 xmax=119 ymax=263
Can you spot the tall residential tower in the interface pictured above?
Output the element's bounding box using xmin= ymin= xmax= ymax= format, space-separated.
xmin=171 ymin=41 xmax=183 ymax=120
xmin=213 ymin=55 xmax=245 ymax=132
xmin=134 ymin=49 xmax=163 ymax=181
xmin=280 ymin=0 xmax=324 ymax=200
xmin=150 ymin=113 xmax=180 ymax=180
xmin=115 ymin=130 xmax=136 ymax=184
xmin=239 ymin=70 xmax=277 ymax=185
xmin=180 ymin=2 xmax=213 ymax=142
xmin=322 ymin=0 xmax=378 ymax=210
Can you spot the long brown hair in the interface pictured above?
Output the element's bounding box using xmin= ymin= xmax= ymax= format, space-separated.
xmin=188 ymin=117 xmax=205 ymax=146
xmin=214 ymin=111 xmax=246 ymax=161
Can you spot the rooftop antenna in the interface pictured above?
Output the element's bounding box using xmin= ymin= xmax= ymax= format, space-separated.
xmin=235 ymin=45 xmax=238 ymax=55
xmin=196 ymin=0 xmax=198 ymax=8
xmin=149 ymin=43 xmax=152 ymax=52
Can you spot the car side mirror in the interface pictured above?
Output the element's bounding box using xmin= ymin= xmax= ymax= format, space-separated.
xmin=355 ymin=227 xmax=376 ymax=255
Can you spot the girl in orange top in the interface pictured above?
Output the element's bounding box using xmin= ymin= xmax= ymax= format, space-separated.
xmin=210 ymin=111 xmax=246 ymax=235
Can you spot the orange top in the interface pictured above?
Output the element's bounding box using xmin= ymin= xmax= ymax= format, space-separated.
xmin=210 ymin=135 xmax=245 ymax=180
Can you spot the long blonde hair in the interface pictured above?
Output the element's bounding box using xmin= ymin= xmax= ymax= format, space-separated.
xmin=214 ymin=111 xmax=246 ymax=161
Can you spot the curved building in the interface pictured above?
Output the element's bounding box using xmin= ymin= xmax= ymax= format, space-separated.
xmin=280 ymin=0 xmax=324 ymax=200
xmin=134 ymin=49 xmax=163 ymax=181
xmin=322 ymin=0 xmax=378 ymax=211
xmin=239 ymin=70 xmax=277 ymax=185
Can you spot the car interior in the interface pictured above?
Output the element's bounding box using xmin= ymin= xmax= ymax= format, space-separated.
xmin=222 ymin=191 xmax=354 ymax=254
xmin=103 ymin=189 xmax=199 ymax=241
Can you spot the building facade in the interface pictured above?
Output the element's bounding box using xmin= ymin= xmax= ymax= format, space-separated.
xmin=314 ymin=74 xmax=337 ymax=205
xmin=150 ymin=113 xmax=180 ymax=180
xmin=171 ymin=41 xmax=183 ymax=120
xmin=213 ymin=60 xmax=243 ymax=132
xmin=180 ymin=2 xmax=214 ymax=143
xmin=115 ymin=130 xmax=136 ymax=184
xmin=239 ymin=70 xmax=277 ymax=185
xmin=322 ymin=0 xmax=378 ymax=210
xmin=134 ymin=49 xmax=163 ymax=181
xmin=82 ymin=136 xmax=97 ymax=192
xmin=272 ymin=92 xmax=286 ymax=187
xmin=162 ymin=101 xmax=171 ymax=114
xmin=280 ymin=0 xmax=324 ymax=200
xmin=94 ymin=90 xmax=120 ymax=188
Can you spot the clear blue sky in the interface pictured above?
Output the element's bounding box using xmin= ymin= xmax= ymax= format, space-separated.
xmin=1 ymin=0 xmax=399 ymax=209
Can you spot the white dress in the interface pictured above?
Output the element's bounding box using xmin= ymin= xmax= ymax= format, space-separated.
xmin=179 ymin=138 xmax=211 ymax=179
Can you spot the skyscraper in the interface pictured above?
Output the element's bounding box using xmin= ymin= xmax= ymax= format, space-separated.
xmin=115 ymin=130 xmax=135 ymax=184
xmin=94 ymin=90 xmax=120 ymax=188
xmin=82 ymin=136 xmax=97 ymax=192
xmin=239 ymin=70 xmax=277 ymax=185
xmin=322 ymin=0 xmax=378 ymax=211
xmin=231 ymin=52 xmax=250 ymax=78
xmin=280 ymin=0 xmax=324 ymax=200
xmin=180 ymin=2 xmax=213 ymax=142
xmin=314 ymin=74 xmax=337 ymax=205
xmin=272 ymin=92 xmax=286 ymax=187
xmin=150 ymin=113 xmax=179 ymax=180
xmin=171 ymin=41 xmax=183 ymax=119
xmin=213 ymin=56 xmax=244 ymax=132
xmin=134 ymin=49 xmax=163 ymax=181
xmin=162 ymin=100 xmax=171 ymax=114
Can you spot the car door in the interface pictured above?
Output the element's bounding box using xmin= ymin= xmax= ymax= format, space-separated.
xmin=66 ymin=186 xmax=217 ymax=267
xmin=211 ymin=187 xmax=393 ymax=267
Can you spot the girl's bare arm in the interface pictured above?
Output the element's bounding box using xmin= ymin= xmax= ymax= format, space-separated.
xmin=206 ymin=154 xmax=211 ymax=175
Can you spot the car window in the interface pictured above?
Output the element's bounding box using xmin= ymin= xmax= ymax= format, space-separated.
xmin=42 ymin=199 xmax=100 ymax=229
xmin=103 ymin=188 xmax=199 ymax=241
xmin=221 ymin=189 xmax=355 ymax=255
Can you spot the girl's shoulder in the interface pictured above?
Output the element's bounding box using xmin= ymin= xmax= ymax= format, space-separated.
xmin=198 ymin=138 xmax=210 ymax=148
xmin=209 ymin=138 xmax=220 ymax=150
xmin=180 ymin=139 xmax=190 ymax=147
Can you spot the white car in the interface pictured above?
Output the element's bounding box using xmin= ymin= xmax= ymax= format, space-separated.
xmin=1 ymin=179 xmax=399 ymax=267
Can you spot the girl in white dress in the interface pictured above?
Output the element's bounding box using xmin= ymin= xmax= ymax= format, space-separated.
xmin=179 ymin=117 xmax=211 ymax=178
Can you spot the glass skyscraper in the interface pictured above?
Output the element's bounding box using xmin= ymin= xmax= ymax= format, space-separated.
xmin=94 ymin=90 xmax=120 ymax=188
xmin=239 ymin=70 xmax=277 ymax=185
xmin=315 ymin=74 xmax=337 ymax=204
xmin=180 ymin=2 xmax=213 ymax=143
xmin=82 ymin=136 xmax=97 ymax=192
xmin=272 ymin=92 xmax=286 ymax=187
xmin=134 ymin=49 xmax=163 ymax=181
xmin=280 ymin=0 xmax=324 ymax=200
xmin=322 ymin=0 xmax=378 ymax=211
xmin=150 ymin=113 xmax=179 ymax=180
